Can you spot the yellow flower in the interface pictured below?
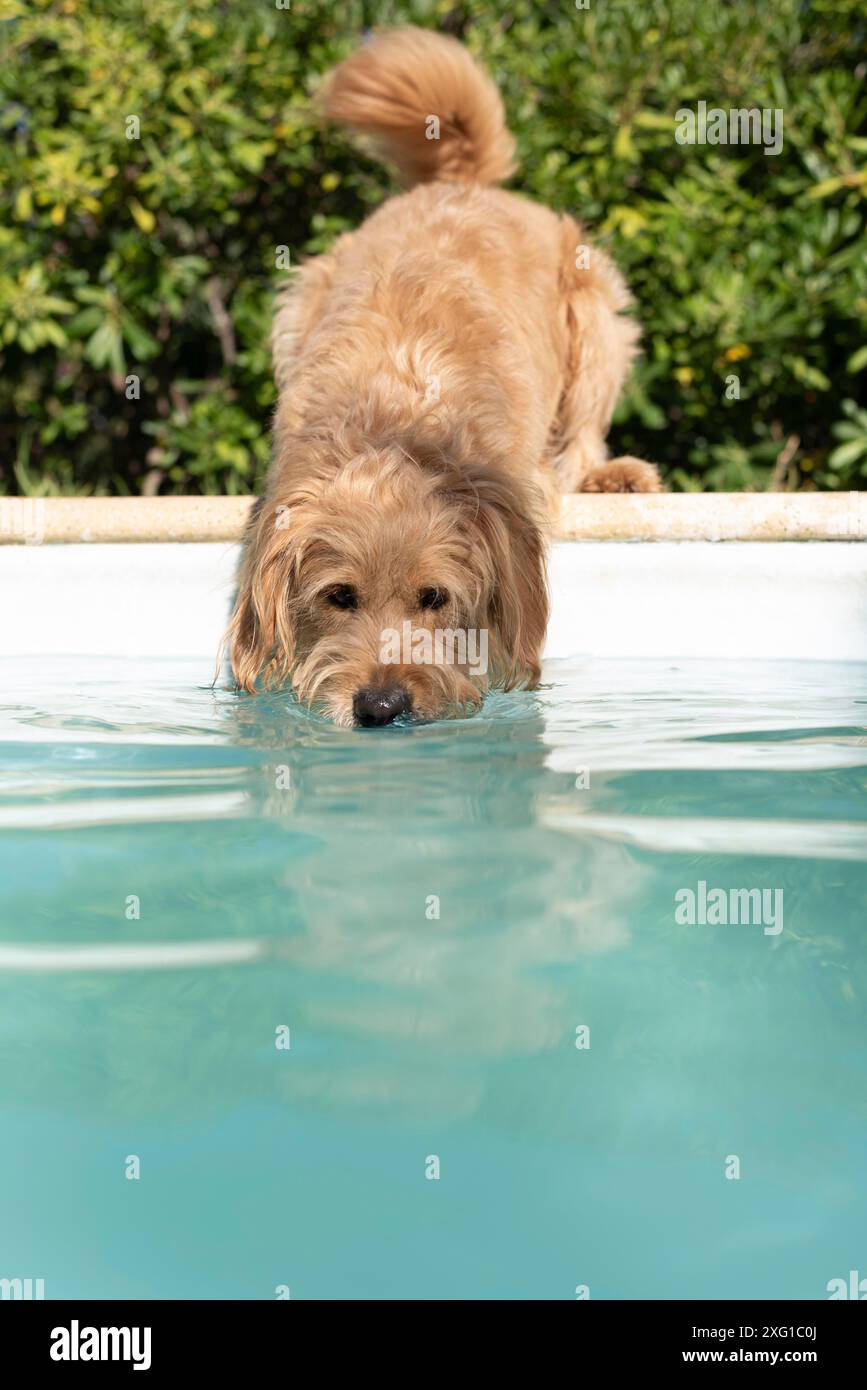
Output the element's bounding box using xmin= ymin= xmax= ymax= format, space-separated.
xmin=724 ymin=344 xmax=751 ymax=361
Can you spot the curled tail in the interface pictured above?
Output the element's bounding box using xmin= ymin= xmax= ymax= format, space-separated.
xmin=320 ymin=27 xmax=516 ymax=187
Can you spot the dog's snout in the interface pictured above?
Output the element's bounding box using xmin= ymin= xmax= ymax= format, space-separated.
xmin=353 ymin=686 xmax=412 ymax=727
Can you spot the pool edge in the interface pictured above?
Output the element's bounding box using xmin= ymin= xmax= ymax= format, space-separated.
xmin=1 ymin=493 xmax=866 ymax=545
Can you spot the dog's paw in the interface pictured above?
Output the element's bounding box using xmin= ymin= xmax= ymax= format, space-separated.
xmin=579 ymin=458 xmax=663 ymax=493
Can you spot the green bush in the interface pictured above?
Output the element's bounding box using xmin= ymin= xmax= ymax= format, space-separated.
xmin=1 ymin=0 xmax=865 ymax=494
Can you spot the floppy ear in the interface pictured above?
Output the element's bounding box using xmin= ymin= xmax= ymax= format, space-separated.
xmin=444 ymin=464 xmax=550 ymax=690
xmin=225 ymin=497 xmax=298 ymax=692
xmin=485 ymin=489 xmax=549 ymax=689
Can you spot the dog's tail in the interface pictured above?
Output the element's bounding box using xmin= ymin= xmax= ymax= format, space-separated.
xmin=320 ymin=27 xmax=516 ymax=187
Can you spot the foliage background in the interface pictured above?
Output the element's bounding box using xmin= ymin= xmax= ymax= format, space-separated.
xmin=1 ymin=0 xmax=866 ymax=496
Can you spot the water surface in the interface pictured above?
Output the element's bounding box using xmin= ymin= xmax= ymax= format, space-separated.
xmin=0 ymin=655 xmax=865 ymax=1299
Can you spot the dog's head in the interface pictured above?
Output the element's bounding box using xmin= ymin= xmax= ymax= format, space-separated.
xmin=227 ymin=446 xmax=548 ymax=727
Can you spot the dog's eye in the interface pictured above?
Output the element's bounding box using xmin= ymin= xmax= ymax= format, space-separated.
xmin=418 ymin=587 xmax=448 ymax=611
xmin=325 ymin=584 xmax=358 ymax=610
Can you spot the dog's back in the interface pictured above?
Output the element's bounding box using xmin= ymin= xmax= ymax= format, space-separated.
xmin=269 ymin=28 xmax=652 ymax=496
xmin=273 ymin=30 xmax=582 ymax=474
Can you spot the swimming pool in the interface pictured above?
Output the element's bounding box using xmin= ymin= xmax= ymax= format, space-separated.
xmin=1 ymin=530 xmax=865 ymax=1299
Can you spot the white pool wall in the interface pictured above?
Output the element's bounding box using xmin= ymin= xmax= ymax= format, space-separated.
xmin=1 ymin=539 xmax=866 ymax=668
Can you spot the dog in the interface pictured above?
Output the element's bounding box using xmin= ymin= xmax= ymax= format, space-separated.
xmin=227 ymin=27 xmax=661 ymax=727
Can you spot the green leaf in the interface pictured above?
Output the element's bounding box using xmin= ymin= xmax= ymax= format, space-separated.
xmin=828 ymin=439 xmax=867 ymax=468
xmin=846 ymin=345 xmax=867 ymax=373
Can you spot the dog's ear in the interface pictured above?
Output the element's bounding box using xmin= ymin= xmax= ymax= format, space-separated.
xmin=444 ymin=464 xmax=550 ymax=689
xmin=485 ymin=490 xmax=549 ymax=689
xmin=225 ymin=497 xmax=298 ymax=692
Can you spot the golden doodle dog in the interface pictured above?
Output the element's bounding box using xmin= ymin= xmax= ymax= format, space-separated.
xmin=228 ymin=27 xmax=661 ymax=726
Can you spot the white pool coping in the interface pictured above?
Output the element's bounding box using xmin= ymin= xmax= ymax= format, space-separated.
xmin=1 ymin=492 xmax=867 ymax=544
xmin=2 ymin=539 xmax=866 ymax=666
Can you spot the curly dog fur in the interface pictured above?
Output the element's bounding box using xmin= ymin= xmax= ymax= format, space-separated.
xmin=228 ymin=27 xmax=660 ymax=726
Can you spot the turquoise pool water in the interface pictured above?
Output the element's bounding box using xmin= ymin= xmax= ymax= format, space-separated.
xmin=1 ymin=654 xmax=865 ymax=1300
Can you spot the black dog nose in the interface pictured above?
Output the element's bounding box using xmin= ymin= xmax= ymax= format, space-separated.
xmin=353 ymin=686 xmax=412 ymax=727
